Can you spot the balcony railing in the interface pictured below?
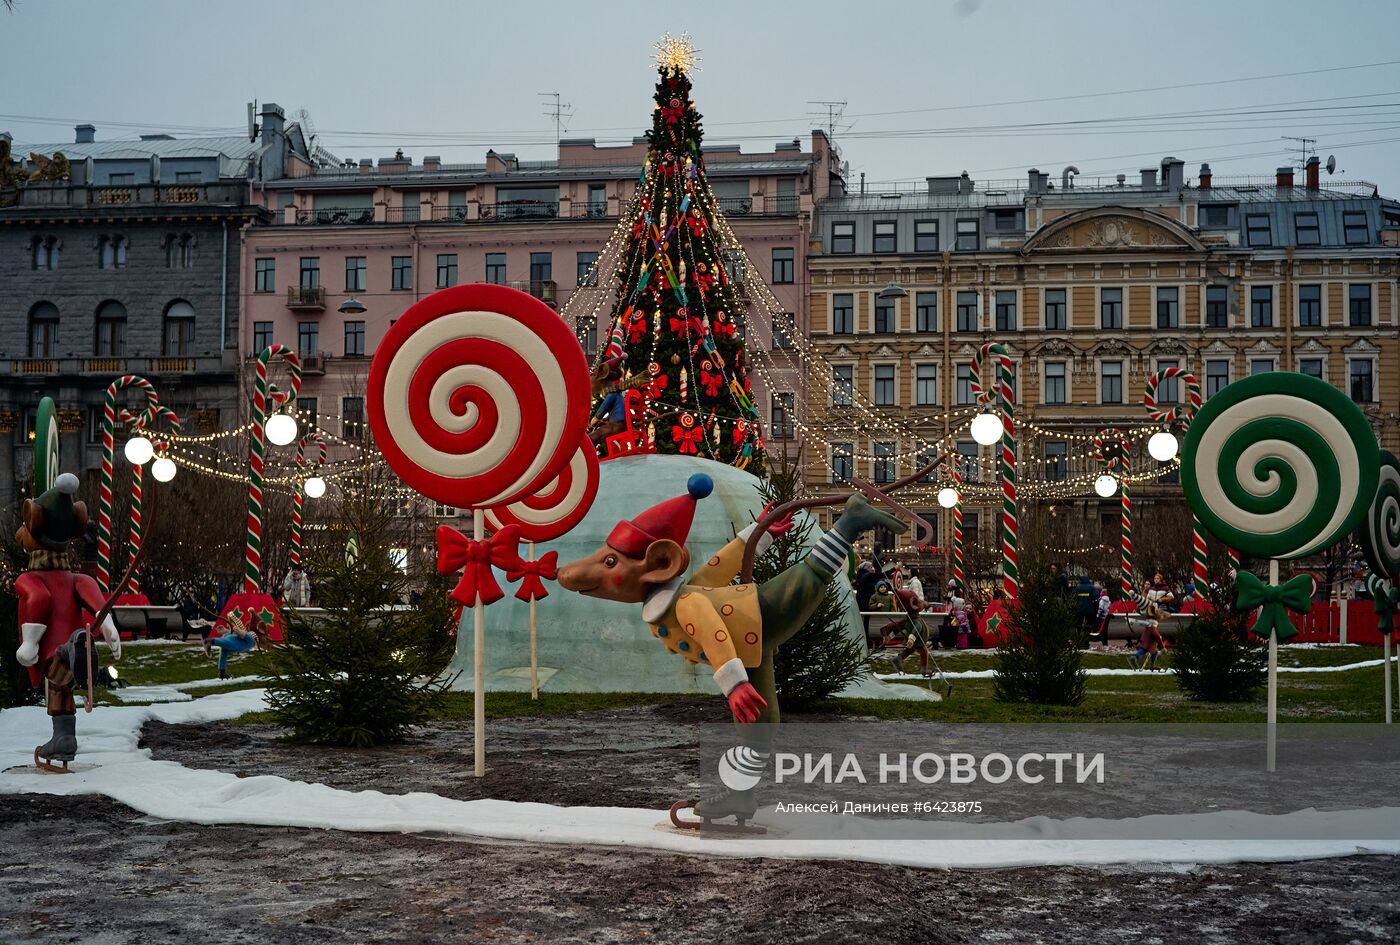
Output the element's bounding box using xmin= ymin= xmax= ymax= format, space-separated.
xmin=82 ymin=357 xmax=125 ymax=374
xmin=286 ymin=286 xmax=327 ymax=310
xmin=147 ymin=357 xmax=196 ymax=375
xmin=508 ymin=280 xmax=557 ymax=305
xmin=432 ymin=205 xmax=471 ymax=223
xmin=9 ymin=358 xmax=56 ymax=375
xmin=480 ymin=201 xmax=559 ymax=222
xmin=2 ymin=181 xmax=252 ymax=212
xmin=296 ymin=207 xmax=375 ymax=225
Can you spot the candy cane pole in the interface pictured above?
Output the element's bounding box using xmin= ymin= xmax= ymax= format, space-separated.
xmin=291 ymin=432 xmax=326 ymax=568
xmin=127 ymin=406 xmax=180 ymax=595
xmin=1120 ymin=462 xmax=1133 ymax=598
xmin=99 ymin=375 xmax=159 ymax=594
xmin=245 ymin=345 xmax=303 ymax=594
xmin=949 ymin=466 xmax=965 ymax=592
xmin=1144 ymin=367 xmax=1205 ymax=587
xmin=968 ymin=343 xmax=1018 ymax=599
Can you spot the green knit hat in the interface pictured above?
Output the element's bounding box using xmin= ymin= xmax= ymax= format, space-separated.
xmin=33 ymin=473 xmax=80 ymax=551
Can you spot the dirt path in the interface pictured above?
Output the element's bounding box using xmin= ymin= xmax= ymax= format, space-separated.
xmin=4 ymin=794 xmax=1396 ymax=945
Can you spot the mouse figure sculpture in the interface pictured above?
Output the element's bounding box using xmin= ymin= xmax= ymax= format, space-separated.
xmin=14 ymin=473 xmax=120 ymax=772
xmin=558 ymin=471 xmax=907 ymax=830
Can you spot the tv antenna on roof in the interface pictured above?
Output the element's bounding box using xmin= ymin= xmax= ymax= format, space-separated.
xmin=539 ymin=91 xmax=574 ymax=151
xmin=1282 ymin=135 xmax=1317 ymax=169
xmin=808 ymin=100 xmax=849 ymax=142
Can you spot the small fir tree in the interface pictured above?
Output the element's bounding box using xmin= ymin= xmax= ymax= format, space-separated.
xmin=1172 ymin=578 xmax=1267 ymax=702
xmin=760 ymin=454 xmax=866 ymax=707
xmin=263 ymin=471 xmax=457 ymax=746
xmin=992 ymin=562 xmax=1087 ymax=706
xmin=1 ymin=526 xmax=40 ymax=709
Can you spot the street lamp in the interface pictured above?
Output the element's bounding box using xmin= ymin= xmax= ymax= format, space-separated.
xmin=338 ymin=296 xmax=367 ymax=315
xmin=304 ymin=475 xmax=327 ymax=499
xmin=124 ymin=435 xmax=154 ymax=465
xmin=937 ymin=486 xmax=959 ymax=509
xmin=970 ymin=410 xmax=1002 ymax=446
xmin=151 ymin=456 xmax=177 ymax=482
xmin=1094 ymin=474 xmax=1119 ymax=498
xmin=1148 ymin=429 xmax=1180 ymax=462
xmin=266 ymin=411 xmax=299 ymax=446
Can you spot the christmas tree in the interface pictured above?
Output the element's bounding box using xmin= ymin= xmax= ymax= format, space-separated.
xmin=595 ymin=34 xmax=765 ymax=472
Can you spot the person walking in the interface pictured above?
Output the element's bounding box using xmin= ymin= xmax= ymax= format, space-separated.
xmin=1074 ymin=574 xmax=1096 ymax=636
xmin=282 ymin=566 xmax=311 ymax=608
xmin=1093 ymin=588 xmax=1113 ymax=650
xmin=1131 ymin=603 xmax=1165 ymax=670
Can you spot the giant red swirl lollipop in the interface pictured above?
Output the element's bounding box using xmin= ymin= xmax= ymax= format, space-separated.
xmin=484 ymin=432 xmax=599 ymax=543
xmin=368 ymin=284 xmax=591 ymax=510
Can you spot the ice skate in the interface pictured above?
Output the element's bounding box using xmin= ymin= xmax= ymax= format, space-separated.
xmin=34 ymin=714 xmax=77 ymax=774
xmin=670 ymin=786 xmax=766 ymax=834
xmin=835 ymin=493 xmax=906 ymax=541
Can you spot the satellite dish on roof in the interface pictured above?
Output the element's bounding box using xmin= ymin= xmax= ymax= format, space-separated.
xmin=1325 ymin=155 xmax=1336 ymax=175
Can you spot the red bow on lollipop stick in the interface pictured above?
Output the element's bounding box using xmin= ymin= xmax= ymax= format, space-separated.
xmin=507 ymin=551 xmax=559 ymax=602
xmin=436 ymin=524 xmax=523 ymax=606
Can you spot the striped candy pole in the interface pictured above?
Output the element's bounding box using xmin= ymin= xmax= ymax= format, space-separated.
xmin=98 ymin=375 xmax=160 ymax=595
xmin=1144 ymin=366 xmax=1206 ymax=586
xmin=949 ymin=466 xmax=965 ymax=592
xmin=1120 ymin=474 xmax=1134 ymax=598
xmin=126 ymin=406 xmax=181 ymax=595
xmin=245 ymin=345 xmax=303 ymax=594
xmin=1093 ymin=429 xmax=1132 ymax=597
xmin=968 ymin=342 xmax=1018 ymax=599
xmin=291 ymin=432 xmax=327 ymax=568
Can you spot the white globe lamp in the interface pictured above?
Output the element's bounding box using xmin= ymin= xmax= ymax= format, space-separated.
xmin=1094 ymin=474 xmax=1119 ymax=498
xmin=303 ymin=476 xmax=327 ymax=499
xmin=265 ymin=412 xmax=298 ymax=447
xmin=1148 ymin=430 xmax=1179 ymax=462
xmin=151 ymin=456 xmax=177 ymax=482
xmin=970 ymin=410 xmax=1002 ymax=446
xmin=937 ymin=486 xmax=959 ymax=509
xmin=124 ymin=435 xmax=154 ymax=466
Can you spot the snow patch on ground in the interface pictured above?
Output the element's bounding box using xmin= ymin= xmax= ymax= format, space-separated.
xmin=2 ymin=690 xmax=1396 ymax=870
xmin=877 ymin=659 xmax=1388 ymax=681
xmin=111 ymin=675 xmax=264 ymax=703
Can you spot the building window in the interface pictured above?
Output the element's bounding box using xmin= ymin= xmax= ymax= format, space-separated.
xmin=1206 ymin=359 xmax=1230 ymax=398
xmin=400 ymin=190 xmax=420 ymax=223
xmin=575 ymin=251 xmax=597 ymax=287
xmin=873 ymin=442 xmax=895 ymax=483
xmin=874 ymin=296 xmax=895 ymax=333
xmin=1201 ymin=204 xmax=1232 ymax=227
xmin=721 ymin=248 xmax=745 ymax=285
xmin=576 ymin=316 xmax=597 ymax=354
xmin=874 ymin=365 xmax=896 ymax=406
xmin=957 ymin=441 xmax=979 ymax=484
xmin=28 ymin=302 xmax=59 ymax=358
xmin=1045 ymin=441 xmax=1068 ymax=481
xmin=31 ymin=235 xmax=60 ymax=270
xmin=94 ymin=300 xmax=126 ymax=357
xmin=254 ymin=258 xmax=275 ymax=293
xmin=1156 ymin=287 xmax=1179 ymax=329
xmin=1250 ymin=286 xmax=1273 ymax=327
xmin=164 ymin=233 xmax=193 ymax=269
xmin=993 ymin=209 xmax=1022 ymax=231
xmin=391 ymin=256 xmax=413 ymax=290
xmin=530 ymin=252 xmax=552 ymax=283
xmin=298 ymin=397 xmax=318 ymax=430
xmin=770 ymin=247 xmax=795 ymax=284
xmin=1044 ymin=288 xmax=1066 ymax=330
xmin=297 ymin=321 xmax=319 ymax=357
xmin=1245 ymin=214 xmax=1272 ymax=247
xmin=1350 ymin=359 xmax=1374 ymax=402
xmin=872 ymin=220 xmax=897 ymax=254
xmin=955 ymin=218 xmax=979 ymax=251
xmin=1299 ymin=358 xmax=1324 ymax=379
xmin=1205 ymin=285 xmax=1229 ymax=328
xmin=1043 ymin=362 xmax=1066 ymax=404
xmin=587 ymin=184 xmax=607 ymax=216
xmin=832 ymin=365 xmax=854 ymax=407
xmin=435 ymin=253 xmax=458 ymax=289
xmin=1299 ymin=284 xmax=1322 ymax=327
xmin=1155 ymin=359 xmax=1179 ymax=402
xmin=995 ymin=290 xmax=1017 ymax=331
xmin=832 ymin=293 xmax=854 ymax=334
xmin=1250 ymin=358 xmax=1274 ymax=376
xmin=956 ymin=291 xmax=978 ymax=332
xmin=1349 ymin=284 xmax=1372 ymax=326
xmin=956 ymin=365 xmax=975 ymax=405
xmin=1294 ymin=212 xmax=1321 ymax=246
xmin=963 ymin=509 xmax=981 ymax=548
xmin=832 ymin=221 xmax=855 ymax=254
xmin=162 ymin=300 xmax=195 ymax=357
xmin=916 ymin=364 xmax=937 ymax=406
xmin=344 ymin=320 xmax=365 ymax=357
xmin=915 ymin=292 xmax=937 ymax=332
xmin=916 ymin=453 xmax=940 ymax=483
xmin=99 ymin=234 xmax=128 ymax=270
xmin=771 ymin=392 xmax=794 ymax=438
xmin=342 ymin=396 xmax=365 ymax=441
xmin=253 ymin=321 xmax=273 ymax=352
xmin=1100 ymin=288 xmax=1122 ymax=329
xmin=485 ymin=253 xmax=506 ymax=284
xmin=299 ymin=257 xmax=320 ymax=289
xmin=345 ymin=256 xmax=366 ymax=292
xmin=914 ymin=220 xmax=938 ymax=253
xmin=772 ymin=314 xmax=794 ymax=349
xmin=831 ymin=444 xmax=853 ymax=484
xmin=1343 ymin=211 xmax=1370 ymax=245
xmin=1100 ymin=360 xmax=1123 ymax=404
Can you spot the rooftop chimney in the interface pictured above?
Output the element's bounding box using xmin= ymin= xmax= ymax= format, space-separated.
xmin=1161 ymin=156 xmax=1185 ymax=192
xmin=359 ymin=158 xmax=373 ymax=174
xmin=959 ymin=170 xmax=974 ymax=195
xmin=259 ymin=103 xmax=286 ymax=139
xmin=1276 ymin=166 xmax=1294 ymax=189
xmin=1199 ymin=163 xmax=1212 ymax=189
xmin=423 ymin=155 xmax=441 ymax=173
xmin=1028 ymin=168 xmax=1043 ymax=195
xmin=1305 ymin=156 xmax=1320 ymax=191
xmin=74 ymin=124 xmax=95 ymax=144
xmin=1140 ymin=167 xmax=1158 ymax=189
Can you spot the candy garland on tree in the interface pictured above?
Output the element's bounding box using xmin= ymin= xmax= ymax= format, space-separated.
xmin=1182 ymin=372 xmax=1379 ymax=769
xmin=1144 ymin=367 xmax=1212 ymax=587
xmin=243 ymin=345 xmax=303 ymax=594
xmin=126 ymin=405 xmax=180 ymax=595
xmin=290 ymin=432 xmax=327 ymax=568
xmin=97 ymin=375 xmax=160 ymax=594
xmin=966 ymin=342 xmax=1018 ymax=599
xmin=1093 ymin=428 xmax=1133 ymax=598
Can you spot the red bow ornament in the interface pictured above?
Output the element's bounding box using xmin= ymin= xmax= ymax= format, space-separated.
xmin=507 ymin=551 xmax=559 ymax=602
xmin=700 ymin=370 xmax=724 ymax=396
xmin=672 ymin=426 xmax=704 ymax=454
xmin=626 ymin=318 xmax=648 ymax=343
xmin=436 ymin=524 xmax=523 ymax=607
xmin=647 ymin=373 xmax=669 ymax=400
xmin=669 ymin=315 xmax=703 ymax=336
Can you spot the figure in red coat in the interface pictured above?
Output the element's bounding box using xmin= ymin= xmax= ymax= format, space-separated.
xmin=14 ymin=473 xmax=120 ymax=773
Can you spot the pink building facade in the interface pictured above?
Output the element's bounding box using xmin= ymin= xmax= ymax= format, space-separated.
xmin=240 ymin=133 xmax=841 ymax=474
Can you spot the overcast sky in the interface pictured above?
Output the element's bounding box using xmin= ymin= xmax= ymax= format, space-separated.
xmin=5 ymin=0 xmax=1400 ymax=193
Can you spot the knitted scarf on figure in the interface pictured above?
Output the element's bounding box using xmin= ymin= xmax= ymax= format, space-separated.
xmin=27 ymin=549 xmax=72 ymax=572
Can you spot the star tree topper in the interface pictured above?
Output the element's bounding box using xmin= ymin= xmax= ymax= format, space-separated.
xmin=653 ymin=32 xmax=701 ymax=74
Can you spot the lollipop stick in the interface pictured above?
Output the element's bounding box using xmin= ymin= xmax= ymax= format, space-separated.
xmin=474 ymin=507 xmax=486 ymax=778
xmin=1267 ymin=559 xmax=1278 ymax=773
xmin=1385 ymin=634 xmax=1392 ymax=726
xmin=529 ymin=541 xmax=539 ymax=701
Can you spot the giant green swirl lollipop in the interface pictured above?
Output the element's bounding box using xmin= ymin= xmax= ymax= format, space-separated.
xmin=33 ymin=396 xmax=59 ymax=495
xmin=1358 ymin=449 xmax=1400 ymax=579
xmin=1182 ymin=373 xmax=1379 ymax=561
